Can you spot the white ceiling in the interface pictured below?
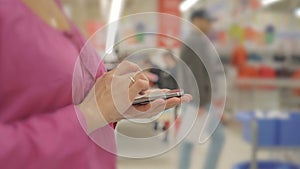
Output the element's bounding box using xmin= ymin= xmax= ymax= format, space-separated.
xmin=264 ymin=0 xmax=300 ymax=12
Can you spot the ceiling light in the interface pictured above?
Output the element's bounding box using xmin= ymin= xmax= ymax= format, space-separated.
xmin=180 ymin=0 xmax=199 ymax=12
xmin=261 ymin=0 xmax=281 ymax=7
xmin=295 ymin=8 xmax=300 ymax=18
xmin=105 ymin=0 xmax=124 ymax=54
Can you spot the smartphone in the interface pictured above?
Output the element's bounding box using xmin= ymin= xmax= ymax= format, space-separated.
xmin=133 ymin=89 xmax=184 ymax=105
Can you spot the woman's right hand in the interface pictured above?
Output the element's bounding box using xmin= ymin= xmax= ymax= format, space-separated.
xmin=78 ymin=61 xmax=192 ymax=133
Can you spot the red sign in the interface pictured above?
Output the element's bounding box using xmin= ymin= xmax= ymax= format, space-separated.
xmin=85 ymin=21 xmax=106 ymax=51
xmin=158 ymin=0 xmax=181 ymax=48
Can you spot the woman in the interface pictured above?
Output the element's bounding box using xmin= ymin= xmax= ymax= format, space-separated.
xmin=0 ymin=0 xmax=191 ymax=168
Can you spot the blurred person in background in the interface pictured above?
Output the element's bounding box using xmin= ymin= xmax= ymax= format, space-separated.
xmin=178 ymin=9 xmax=225 ymax=169
xmin=0 ymin=0 xmax=191 ymax=168
xmin=148 ymin=51 xmax=180 ymax=142
xmin=150 ymin=50 xmax=179 ymax=90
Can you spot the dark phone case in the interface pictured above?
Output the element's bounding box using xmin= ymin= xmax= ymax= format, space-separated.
xmin=132 ymin=90 xmax=184 ymax=105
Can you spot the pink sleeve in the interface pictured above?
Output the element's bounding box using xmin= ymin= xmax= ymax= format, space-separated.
xmin=0 ymin=105 xmax=90 ymax=167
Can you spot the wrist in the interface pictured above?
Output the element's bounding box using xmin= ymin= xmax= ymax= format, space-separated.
xmin=77 ymin=86 xmax=109 ymax=134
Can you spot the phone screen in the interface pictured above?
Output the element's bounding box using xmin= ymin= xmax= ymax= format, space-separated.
xmin=133 ymin=89 xmax=184 ymax=105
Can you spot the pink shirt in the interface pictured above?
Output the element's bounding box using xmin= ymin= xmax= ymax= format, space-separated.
xmin=0 ymin=0 xmax=116 ymax=168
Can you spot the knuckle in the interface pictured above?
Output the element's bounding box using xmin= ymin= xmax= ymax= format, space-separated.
xmin=136 ymin=79 xmax=144 ymax=87
xmin=127 ymin=61 xmax=140 ymax=69
xmin=135 ymin=79 xmax=143 ymax=86
xmin=121 ymin=61 xmax=135 ymax=68
xmin=122 ymin=60 xmax=131 ymax=65
xmin=120 ymin=60 xmax=129 ymax=64
xmin=107 ymin=74 xmax=113 ymax=81
xmin=136 ymin=79 xmax=147 ymax=88
xmin=101 ymin=72 xmax=109 ymax=79
xmin=136 ymin=72 xmax=148 ymax=81
xmin=142 ymin=74 xmax=149 ymax=82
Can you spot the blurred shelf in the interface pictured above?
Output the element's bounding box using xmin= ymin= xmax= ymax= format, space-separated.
xmin=236 ymin=78 xmax=300 ymax=88
xmin=256 ymin=146 xmax=300 ymax=151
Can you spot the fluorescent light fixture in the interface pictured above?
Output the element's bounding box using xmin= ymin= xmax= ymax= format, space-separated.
xmin=107 ymin=0 xmax=124 ymax=24
xmin=261 ymin=0 xmax=281 ymax=6
xmin=105 ymin=0 xmax=124 ymax=54
xmin=180 ymin=0 xmax=199 ymax=12
xmin=295 ymin=8 xmax=300 ymax=18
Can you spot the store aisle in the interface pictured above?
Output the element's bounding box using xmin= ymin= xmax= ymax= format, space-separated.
xmin=117 ymin=125 xmax=269 ymax=169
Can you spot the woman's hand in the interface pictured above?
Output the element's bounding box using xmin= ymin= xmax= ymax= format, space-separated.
xmin=78 ymin=61 xmax=192 ymax=133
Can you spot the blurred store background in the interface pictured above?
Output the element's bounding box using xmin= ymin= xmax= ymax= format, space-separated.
xmin=61 ymin=0 xmax=300 ymax=169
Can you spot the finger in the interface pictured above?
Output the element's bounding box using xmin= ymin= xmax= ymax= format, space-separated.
xmin=143 ymin=88 xmax=169 ymax=95
xmin=160 ymin=89 xmax=171 ymax=93
xmin=115 ymin=61 xmax=141 ymax=76
xmin=135 ymin=98 xmax=165 ymax=112
xmin=94 ymin=75 xmax=108 ymax=96
xmin=143 ymin=89 xmax=160 ymax=95
xmin=133 ymin=71 xmax=148 ymax=81
xmin=144 ymin=71 xmax=159 ymax=82
xmin=144 ymin=100 xmax=167 ymax=118
xmin=124 ymin=94 xmax=192 ymax=119
xmin=134 ymin=101 xmax=167 ymax=118
xmin=180 ymin=94 xmax=193 ymax=103
xmin=164 ymin=97 xmax=181 ymax=109
xmin=129 ymin=79 xmax=149 ymax=101
xmin=164 ymin=94 xmax=193 ymax=109
xmin=132 ymin=103 xmax=152 ymax=112
xmin=129 ymin=71 xmax=149 ymax=87
xmin=127 ymin=99 xmax=166 ymax=118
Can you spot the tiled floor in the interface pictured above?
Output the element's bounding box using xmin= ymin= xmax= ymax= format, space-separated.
xmin=117 ymin=124 xmax=269 ymax=169
xmin=118 ymin=119 xmax=300 ymax=169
